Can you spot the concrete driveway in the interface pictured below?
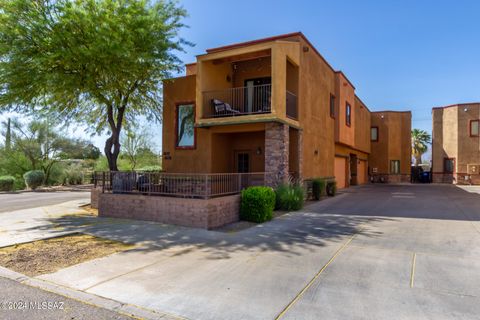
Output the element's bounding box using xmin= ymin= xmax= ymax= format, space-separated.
xmin=11 ymin=184 xmax=480 ymax=319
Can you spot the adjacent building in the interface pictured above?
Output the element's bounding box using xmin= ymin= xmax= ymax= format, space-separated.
xmin=162 ymin=32 xmax=412 ymax=188
xmin=432 ymin=103 xmax=480 ymax=184
xmin=369 ymin=111 xmax=412 ymax=183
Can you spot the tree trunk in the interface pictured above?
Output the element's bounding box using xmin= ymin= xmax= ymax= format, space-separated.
xmin=104 ymin=103 xmax=126 ymax=171
xmin=415 ymin=155 xmax=422 ymax=166
xmin=104 ymin=132 xmax=121 ymax=171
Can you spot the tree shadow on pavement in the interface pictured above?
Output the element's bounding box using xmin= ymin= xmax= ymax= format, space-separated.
xmin=23 ymin=207 xmax=389 ymax=260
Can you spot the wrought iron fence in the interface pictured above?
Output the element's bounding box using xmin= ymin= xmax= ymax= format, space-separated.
xmin=93 ymin=171 xmax=270 ymax=199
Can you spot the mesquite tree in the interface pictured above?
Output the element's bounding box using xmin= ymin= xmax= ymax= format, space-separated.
xmin=0 ymin=0 xmax=190 ymax=170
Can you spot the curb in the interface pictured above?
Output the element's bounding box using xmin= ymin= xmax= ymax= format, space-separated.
xmin=0 ymin=266 xmax=186 ymax=320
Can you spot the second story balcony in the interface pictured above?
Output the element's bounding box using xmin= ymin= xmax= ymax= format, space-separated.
xmin=195 ymin=41 xmax=301 ymax=126
xmin=203 ymin=83 xmax=273 ymax=118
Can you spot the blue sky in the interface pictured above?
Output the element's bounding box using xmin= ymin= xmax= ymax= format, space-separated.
xmin=3 ymin=0 xmax=480 ymax=156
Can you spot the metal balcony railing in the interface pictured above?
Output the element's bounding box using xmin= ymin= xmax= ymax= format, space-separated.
xmin=203 ymin=84 xmax=272 ymax=118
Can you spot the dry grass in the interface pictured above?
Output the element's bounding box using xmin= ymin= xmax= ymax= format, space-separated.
xmin=0 ymin=234 xmax=133 ymax=277
xmin=78 ymin=204 xmax=98 ymax=216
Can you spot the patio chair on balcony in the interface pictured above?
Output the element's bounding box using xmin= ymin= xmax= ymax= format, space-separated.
xmin=211 ymin=99 xmax=240 ymax=116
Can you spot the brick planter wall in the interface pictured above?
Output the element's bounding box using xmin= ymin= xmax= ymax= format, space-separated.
xmin=265 ymin=122 xmax=289 ymax=187
xmin=91 ymin=187 xmax=102 ymax=209
xmin=97 ymin=193 xmax=240 ymax=229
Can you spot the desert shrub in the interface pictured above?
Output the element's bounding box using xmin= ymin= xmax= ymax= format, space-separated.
xmin=275 ymin=183 xmax=305 ymax=211
xmin=23 ymin=170 xmax=45 ymax=190
xmin=326 ymin=180 xmax=337 ymax=196
xmin=312 ymin=178 xmax=326 ymax=200
xmin=0 ymin=176 xmax=15 ymax=191
xmin=137 ymin=165 xmax=162 ymax=172
xmin=61 ymin=164 xmax=83 ymax=185
xmin=240 ymin=186 xmax=276 ymax=223
xmin=46 ymin=163 xmax=66 ymax=185
xmin=13 ymin=174 xmax=26 ymax=190
xmin=64 ymin=170 xmax=83 ymax=185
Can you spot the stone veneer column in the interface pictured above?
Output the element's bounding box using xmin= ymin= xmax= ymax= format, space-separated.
xmin=265 ymin=122 xmax=289 ymax=187
xmin=297 ymin=129 xmax=303 ymax=182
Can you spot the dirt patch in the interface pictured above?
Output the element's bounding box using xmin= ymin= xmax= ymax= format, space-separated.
xmin=78 ymin=204 xmax=98 ymax=216
xmin=0 ymin=234 xmax=133 ymax=277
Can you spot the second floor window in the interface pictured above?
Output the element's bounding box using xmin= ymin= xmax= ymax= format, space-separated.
xmin=371 ymin=127 xmax=378 ymax=141
xmin=346 ymin=103 xmax=351 ymax=126
xmin=330 ymin=94 xmax=335 ymax=118
xmin=470 ymin=120 xmax=479 ymax=136
xmin=390 ymin=160 xmax=400 ymax=174
xmin=176 ymin=104 xmax=195 ymax=148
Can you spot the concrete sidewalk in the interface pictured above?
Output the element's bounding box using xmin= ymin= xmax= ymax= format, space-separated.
xmin=0 ymin=199 xmax=90 ymax=247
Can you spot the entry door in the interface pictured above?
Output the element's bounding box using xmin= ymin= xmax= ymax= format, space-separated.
xmin=244 ymin=77 xmax=271 ymax=113
xmin=236 ymin=152 xmax=250 ymax=173
xmin=235 ymin=152 xmax=250 ymax=190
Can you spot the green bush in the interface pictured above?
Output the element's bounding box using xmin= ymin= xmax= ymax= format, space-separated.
xmin=62 ymin=166 xmax=84 ymax=185
xmin=326 ymin=180 xmax=337 ymax=196
xmin=0 ymin=176 xmax=15 ymax=191
xmin=23 ymin=170 xmax=45 ymax=190
xmin=275 ymin=183 xmax=305 ymax=211
xmin=13 ymin=174 xmax=26 ymax=190
xmin=312 ymin=178 xmax=326 ymax=200
xmin=240 ymin=186 xmax=276 ymax=223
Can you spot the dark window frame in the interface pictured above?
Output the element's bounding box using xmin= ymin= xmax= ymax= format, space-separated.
xmin=443 ymin=158 xmax=455 ymax=174
xmin=371 ymin=126 xmax=379 ymax=142
xmin=330 ymin=94 xmax=335 ymax=119
xmin=175 ymin=102 xmax=196 ymax=150
xmin=470 ymin=119 xmax=479 ymax=137
xmin=346 ymin=102 xmax=351 ymax=127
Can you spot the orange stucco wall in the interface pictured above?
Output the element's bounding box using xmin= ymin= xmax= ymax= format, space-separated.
xmin=296 ymin=36 xmax=335 ymax=179
xmin=334 ymin=72 xmax=356 ymax=147
xmin=369 ymin=111 xmax=412 ymax=177
xmin=432 ymin=103 xmax=480 ymax=184
xmin=163 ymin=33 xmax=411 ymax=187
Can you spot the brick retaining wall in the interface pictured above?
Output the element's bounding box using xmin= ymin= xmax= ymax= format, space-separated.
xmin=97 ymin=193 xmax=240 ymax=229
xmin=91 ymin=187 xmax=101 ymax=209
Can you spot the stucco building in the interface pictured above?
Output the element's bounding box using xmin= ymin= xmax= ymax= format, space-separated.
xmin=162 ymin=32 xmax=411 ymax=188
xmin=432 ymin=103 xmax=480 ymax=185
xmin=369 ymin=111 xmax=412 ymax=183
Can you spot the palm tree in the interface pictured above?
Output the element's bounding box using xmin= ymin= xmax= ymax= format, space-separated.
xmin=411 ymin=129 xmax=431 ymax=166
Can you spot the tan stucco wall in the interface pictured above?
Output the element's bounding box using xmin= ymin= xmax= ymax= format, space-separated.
xmin=296 ymin=36 xmax=335 ymax=179
xmin=354 ymin=96 xmax=371 ymax=154
xmin=369 ymin=111 xmax=412 ymax=176
xmin=162 ymin=75 xmax=212 ymax=173
xmin=432 ymin=104 xmax=480 ymax=183
xmin=334 ymin=72 xmax=356 ymax=147
xmin=163 ymin=34 xmax=412 ymax=188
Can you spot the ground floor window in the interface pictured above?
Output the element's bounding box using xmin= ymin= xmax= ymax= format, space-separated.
xmin=390 ymin=160 xmax=400 ymax=174
xmin=444 ymin=158 xmax=455 ymax=173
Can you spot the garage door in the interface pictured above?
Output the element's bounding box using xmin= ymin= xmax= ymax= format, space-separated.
xmin=334 ymin=157 xmax=347 ymax=189
xmin=357 ymin=160 xmax=367 ymax=185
